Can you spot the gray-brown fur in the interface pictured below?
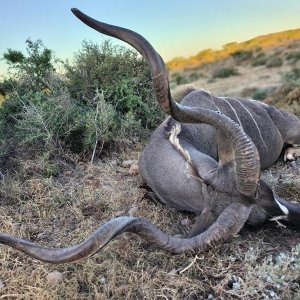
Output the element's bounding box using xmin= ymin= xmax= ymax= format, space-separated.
xmin=0 ymin=8 xmax=299 ymax=263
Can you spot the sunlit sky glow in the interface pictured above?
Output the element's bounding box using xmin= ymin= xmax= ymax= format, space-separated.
xmin=1 ymin=0 xmax=300 ymax=74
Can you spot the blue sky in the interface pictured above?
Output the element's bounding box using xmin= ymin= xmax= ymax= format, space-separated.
xmin=1 ymin=0 xmax=300 ymax=74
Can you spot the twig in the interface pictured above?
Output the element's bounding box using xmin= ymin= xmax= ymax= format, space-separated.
xmin=269 ymin=216 xmax=287 ymax=228
xmin=90 ymin=89 xmax=102 ymax=165
xmin=179 ymin=255 xmax=202 ymax=274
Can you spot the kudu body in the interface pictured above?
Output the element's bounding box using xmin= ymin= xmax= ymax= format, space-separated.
xmin=0 ymin=9 xmax=300 ymax=263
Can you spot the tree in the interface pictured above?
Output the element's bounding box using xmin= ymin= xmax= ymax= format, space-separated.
xmin=2 ymin=39 xmax=55 ymax=91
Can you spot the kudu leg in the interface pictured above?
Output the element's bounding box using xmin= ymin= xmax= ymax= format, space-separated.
xmin=187 ymin=208 xmax=217 ymax=238
xmin=144 ymin=190 xmax=165 ymax=206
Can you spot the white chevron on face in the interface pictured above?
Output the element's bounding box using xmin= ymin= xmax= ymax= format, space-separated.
xmin=274 ymin=198 xmax=289 ymax=215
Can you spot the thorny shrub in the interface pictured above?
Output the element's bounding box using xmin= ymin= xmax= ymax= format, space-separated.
xmin=0 ymin=40 xmax=165 ymax=163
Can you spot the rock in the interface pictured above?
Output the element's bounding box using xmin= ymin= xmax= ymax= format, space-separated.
xmin=110 ymin=160 xmax=118 ymax=166
xmin=128 ymin=206 xmax=138 ymax=216
xmin=181 ymin=218 xmax=192 ymax=226
xmin=122 ymin=160 xmax=138 ymax=168
xmin=46 ymin=271 xmax=63 ymax=286
xmin=128 ymin=164 xmax=139 ymax=176
xmin=0 ymin=280 xmax=5 ymax=289
xmin=167 ymin=269 xmax=179 ymax=276
xmin=99 ymin=276 xmax=106 ymax=284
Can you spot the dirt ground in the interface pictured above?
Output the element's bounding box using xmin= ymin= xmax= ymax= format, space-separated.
xmin=0 ymin=143 xmax=299 ymax=299
xmin=194 ymin=63 xmax=290 ymax=97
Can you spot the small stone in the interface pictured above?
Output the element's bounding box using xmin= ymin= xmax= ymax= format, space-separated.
xmin=110 ymin=160 xmax=118 ymax=166
xmin=128 ymin=206 xmax=138 ymax=216
xmin=122 ymin=160 xmax=138 ymax=168
xmin=114 ymin=210 xmax=126 ymax=216
xmin=228 ymin=275 xmax=240 ymax=290
xmin=83 ymin=174 xmax=94 ymax=180
xmin=167 ymin=269 xmax=179 ymax=277
xmin=128 ymin=164 xmax=139 ymax=175
xmin=46 ymin=271 xmax=63 ymax=286
xmin=232 ymin=282 xmax=240 ymax=290
xmin=181 ymin=218 xmax=192 ymax=226
xmin=0 ymin=280 xmax=5 ymax=289
xmin=99 ymin=276 xmax=106 ymax=284
xmin=269 ymin=290 xmax=279 ymax=299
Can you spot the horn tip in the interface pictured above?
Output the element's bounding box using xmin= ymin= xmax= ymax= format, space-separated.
xmin=71 ymin=8 xmax=81 ymax=16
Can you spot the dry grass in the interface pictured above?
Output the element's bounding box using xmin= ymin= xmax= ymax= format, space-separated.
xmin=0 ymin=146 xmax=300 ymax=299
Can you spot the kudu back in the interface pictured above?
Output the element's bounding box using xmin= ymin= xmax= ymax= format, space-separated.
xmin=0 ymin=9 xmax=300 ymax=263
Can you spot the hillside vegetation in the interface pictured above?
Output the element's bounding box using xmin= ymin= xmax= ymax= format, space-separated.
xmin=169 ymin=36 xmax=300 ymax=114
xmin=167 ymin=28 xmax=300 ymax=71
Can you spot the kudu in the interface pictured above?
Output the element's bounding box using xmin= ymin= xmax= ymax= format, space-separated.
xmin=0 ymin=9 xmax=300 ymax=264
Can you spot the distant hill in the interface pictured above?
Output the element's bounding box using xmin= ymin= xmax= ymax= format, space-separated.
xmin=167 ymin=28 xmax=300 ymax=71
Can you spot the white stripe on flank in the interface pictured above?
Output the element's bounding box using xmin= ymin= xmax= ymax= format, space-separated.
xmin=209 ymin=94 xmax=221 ymax=113
xmin=249 ymin=98 xmax=269 ymax=107
xmin=234 ymin=98 xmax=268 ymax=151
xmin=274 ymin=198 xmax=289 ymax=215
xmin=219 ymin=97 xmax=243 ymax=129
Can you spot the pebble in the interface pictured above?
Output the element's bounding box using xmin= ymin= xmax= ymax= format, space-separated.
xmin=129 ymin=164 xmax=139 ymax=175
xmin=0 ymin=280 xmax=5 ymax=289
xmin=46 ymin=271 xmax=63 ymax=286
xmin=122 ymin=160 xmax=138 ymax=168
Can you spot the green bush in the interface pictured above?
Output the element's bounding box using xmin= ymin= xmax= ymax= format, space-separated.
xmin=64 ymin=41 xmax=163 ymax=135
xmin=266 ymin=55 xmax=283 ymax=68
xmin=241 ymin=87 xmax=269 ymax=100
xmin=2 ymin=39 xmax=55 ymax=93
xmin=230 ymin=50 xmax=252 ymax=62
xmin=283 ymin=68 xmax=300 ymax=85
xmin=0 ymin=86 xmax=80 ymax=150
xmin=286 ymin=51 xmax=300 ymax=63
xmin=189 ymin=72 xmax=201 ymax=82
xmin=251 ymin=53 xmax=267 ymax=67
xmin=212 ymin=67 xmax=239 ymax=78
xmin=252 ymin=89 xmax=268 ymax=100
xmin=0 ymin=39 xmax=164 ymax=159
xmin=170 ymin=71 xmax=203 ymax=86
xmin=171 ymin=72 xmax=188 ymax=85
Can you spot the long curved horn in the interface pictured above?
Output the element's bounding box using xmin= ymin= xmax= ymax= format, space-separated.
xmin=0 ymin=203 xmax=251 ymax=263
xmin=71 ymin=8 xmax=260 ymax=196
